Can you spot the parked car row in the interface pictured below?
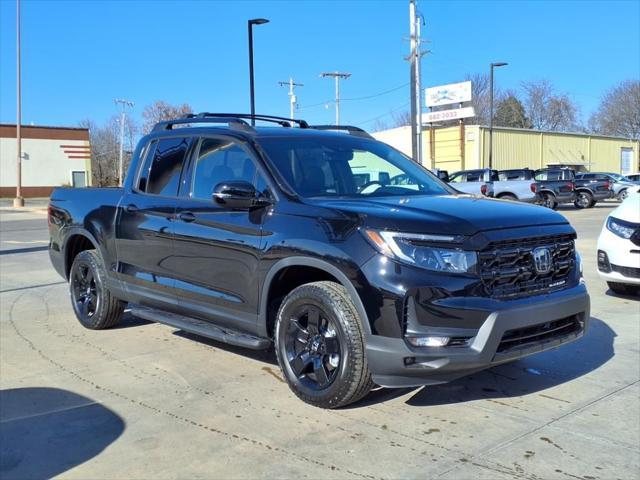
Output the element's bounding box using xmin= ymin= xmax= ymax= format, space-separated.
xmin=437 ymin=167 xmax=639 ymax=210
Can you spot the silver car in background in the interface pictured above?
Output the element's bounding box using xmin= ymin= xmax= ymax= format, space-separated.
xmin=448 ymin=168 xmax=538 ymax=202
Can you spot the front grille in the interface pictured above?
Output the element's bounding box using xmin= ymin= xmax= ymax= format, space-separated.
xmin=479 ymin=234 xmax=575 ymax=299
xmin=612 ymin=264 xmax=640 ymax=279
xmin=497 ymin=315 xmax=582 ymax=353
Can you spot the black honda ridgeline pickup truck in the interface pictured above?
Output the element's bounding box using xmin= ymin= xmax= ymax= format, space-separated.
xmin=49 ymin=113 xmax=590 ymax=408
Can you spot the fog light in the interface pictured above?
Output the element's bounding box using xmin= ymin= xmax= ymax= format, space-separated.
xmin=597 ymin=250 xmax=611 ymax=273
xmin=407 ymin=336 xmax=450 ymax=347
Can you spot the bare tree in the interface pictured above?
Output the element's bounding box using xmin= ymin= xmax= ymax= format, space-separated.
xmin=464 ymin=72 xmax=493 ymax=125
xmin=589 ymin=80 xmax=640 ymax=139
xmin=522 ymin=80 xmax=578 ymax=131
xmin=141 ymin=101 xmax=193 ymax=134
xmin=80 ymin=115 xmax=138 ymax=187
xmin=391 ymin=111 xmax=411 ymax=127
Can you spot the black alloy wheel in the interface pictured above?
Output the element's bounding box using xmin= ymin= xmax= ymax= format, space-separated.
xmin=69 ymin=249 xmax=124 ymax=329
xmin=72 ymin=262 xmax=99 ymax=320
xmin=284 ymin=304 xmax=341 ymax=390
xmin=275 ymin=281 xmax=373 ymax=408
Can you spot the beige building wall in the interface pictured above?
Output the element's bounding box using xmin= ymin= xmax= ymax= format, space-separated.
xmin=374 ymin=125 xmax=640 ymax=174
xmin=0 ymin=125 xmax=91 ymax=197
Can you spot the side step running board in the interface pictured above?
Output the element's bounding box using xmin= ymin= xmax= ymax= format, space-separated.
xmin=130 ymin=305 xmax=271 ymax=350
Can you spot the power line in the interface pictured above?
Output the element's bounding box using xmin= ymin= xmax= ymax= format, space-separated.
xmin=320 ymin=72 xmax=351 ymax=125
xmin=354 ymin=101 xmax=411 ymax=127
xmin=298 ymin=81 xmax=410 ymax=110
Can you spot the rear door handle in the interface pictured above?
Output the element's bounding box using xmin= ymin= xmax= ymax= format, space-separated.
xmin=125 ymin=204 xmax=138 ymax=213
xmin=177 ymin=211 xmax=196 ymax=223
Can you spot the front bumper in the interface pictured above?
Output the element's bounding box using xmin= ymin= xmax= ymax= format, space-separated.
xmin=597 ymin=228 xmax=640 ymax=285
xmin=365 ymin=284 xmax=590 ymax=388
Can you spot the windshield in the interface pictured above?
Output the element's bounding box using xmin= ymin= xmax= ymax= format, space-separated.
xmin=257 ymin=135 xmax=453 ymax=198
xmin=608 ymin=173 xmax=631 ymax=182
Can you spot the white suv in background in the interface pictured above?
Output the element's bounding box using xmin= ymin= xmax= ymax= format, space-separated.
xmin=597 ymin=187 xmax=640 ymax=295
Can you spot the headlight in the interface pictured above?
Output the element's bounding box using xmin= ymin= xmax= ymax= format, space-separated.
xmin=606 ymin=216 xmax=636 ymax=239
xmin=364 ymin=229 xmax=477 ymax=274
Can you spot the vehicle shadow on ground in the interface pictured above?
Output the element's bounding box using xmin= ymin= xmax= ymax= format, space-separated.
xmin=173 ymin=330 xmax=279 ymax=365
xmin=400 ymin=316 xmax=615 ymax=408
xmin=605 ymin=289 xmax=640 ymax=302
xmin=111 ymin=310 xmax=154 ymax=329
xmin=0 ymin=387 xmax=124 ymax=479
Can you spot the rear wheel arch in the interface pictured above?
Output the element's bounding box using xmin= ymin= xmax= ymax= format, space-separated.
xmin=64 ymin=231 xmax=99 ymax=279
xmin=260 ymin=257 xmax=372 ymax=338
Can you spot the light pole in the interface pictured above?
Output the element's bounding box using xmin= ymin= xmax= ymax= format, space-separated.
xmin=488 ymin=62 xmax=508 ymax=170
xmin=14 ymin=0 xmax=23 ymax=207
xmin=248 ymin=18 xmax=269 ymax=126
xmin=114 ymin=99 xmax=134 ymax=186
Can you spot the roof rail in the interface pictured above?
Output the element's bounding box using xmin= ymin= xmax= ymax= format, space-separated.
xmin=307 ymin=125 xmax=373 ymax=139
xmin=152 ymin=115 xmax=254 ymax=133
xmin=190 ymin=113 xmax=310 ymax=128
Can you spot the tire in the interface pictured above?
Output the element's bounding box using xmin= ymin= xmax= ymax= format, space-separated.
xmin=541 ymin=193 xmax=557 ymax=210
xmin=498 ymin=193 xmax=518 ymax=201
xmin=69 ymin=249 xmax=124 ymax=329
xmin=574 ymin=191 xmax=593 ymax=209
xmin=274 ymin=281 xmax=373 ymax=409
xmin=607 ymin=282 xmax=640 ymax=296
xmin=617 ymin=189 xmax=628 ymax=202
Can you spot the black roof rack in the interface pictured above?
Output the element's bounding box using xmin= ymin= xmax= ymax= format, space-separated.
xmin=152 ymin=115 xmax=253 ymax=133
xmin=307 ymin=125 xmax=373 ymax=139
xmin=152 ymin=113 xmax=311 ymax=132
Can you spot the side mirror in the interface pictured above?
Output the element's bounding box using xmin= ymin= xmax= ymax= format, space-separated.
xmin=213 ymin=180 xmax=269 ymax=209
xmin=437 ymin=170 xmax=450 ymax=183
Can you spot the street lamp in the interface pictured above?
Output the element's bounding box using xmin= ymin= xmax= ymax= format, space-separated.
xmin=248 ymin=18 xmax=269 ymax=126
xmin=488 ymin=61 xmax=508 ymax=170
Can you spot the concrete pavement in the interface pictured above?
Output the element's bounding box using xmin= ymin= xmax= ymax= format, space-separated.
xmin=0 ymin=201 xmax=638 ymax=479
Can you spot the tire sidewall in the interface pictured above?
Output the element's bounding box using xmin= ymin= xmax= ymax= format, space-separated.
xmin=69 ymin=250 xmax=106 ymax=329
xmin=274 ymin=284 xmax=364 ymax=407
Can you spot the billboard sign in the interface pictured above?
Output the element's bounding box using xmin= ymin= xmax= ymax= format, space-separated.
xmin=421 ymin=106 xmax=475 ymax=124
xmin=425 ymin=81 xmax=472 ymax=107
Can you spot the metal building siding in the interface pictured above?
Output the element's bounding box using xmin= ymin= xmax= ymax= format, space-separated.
xmin=480 ymin=129 xmax=543 ymax=170
xmin=589 ymin=137 xmax=639 ymax=172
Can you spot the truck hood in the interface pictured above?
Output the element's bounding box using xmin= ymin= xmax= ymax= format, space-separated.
xmin=306 ymin=194 xmax=568 ymax=236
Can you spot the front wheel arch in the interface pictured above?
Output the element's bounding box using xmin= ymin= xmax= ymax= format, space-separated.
xmin=260 ymin=257 xmax=372 ymax=338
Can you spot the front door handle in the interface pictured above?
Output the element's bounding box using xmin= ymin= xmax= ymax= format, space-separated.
xmin=177 ymin=211 xmax=196 ymax=223
xmin=125 ymin=204 xmax=139 ymax=213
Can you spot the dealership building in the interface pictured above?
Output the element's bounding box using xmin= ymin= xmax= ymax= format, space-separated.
xmin=0 ymin=124 xmax=92 ymax=198
xmin=374 ymin=124 xmax=640 ymax=175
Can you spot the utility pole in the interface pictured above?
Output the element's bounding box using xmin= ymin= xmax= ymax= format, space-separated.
xmin=14 ymin=0 xmax=23 ymax=207
xmin=320 ymin=72 xmax=351 ymax=125
xmin=114 ymin=99 xmax=134 ymax=186
xmin=278 ymin=78 xmax=304 ymax=121
xmin=409 ymin=0 xmax=424 ymax=165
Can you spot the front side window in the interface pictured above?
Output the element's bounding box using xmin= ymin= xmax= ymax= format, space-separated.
xmin=141 ymin=137 xmax=190 ymax=196
xmin=191 ymin=138 xmax=260 ymax=201
xmin=448 ymin=172 xmax=464 ymax=183
xmin=256 ymin=135 xmax=452 ymax=198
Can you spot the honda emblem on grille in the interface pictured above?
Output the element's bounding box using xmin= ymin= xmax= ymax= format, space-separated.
xmin=532 ymin=247 xmax=552 ymax=274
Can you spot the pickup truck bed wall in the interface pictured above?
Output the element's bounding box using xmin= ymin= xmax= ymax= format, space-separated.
xmin=49 ymin=187 xmax=123 ymax=279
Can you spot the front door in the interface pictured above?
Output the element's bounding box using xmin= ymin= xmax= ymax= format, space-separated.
xmin=115 ymin=135 xmax=192 ymax=311
xmin=171 ymin=136 xmax=271 ymax=334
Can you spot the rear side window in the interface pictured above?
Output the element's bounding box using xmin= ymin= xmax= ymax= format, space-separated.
xmin=141 ymin=137 xmax=190 ymax=196
xmin=191 ymin=138 xmax=259 ymax=201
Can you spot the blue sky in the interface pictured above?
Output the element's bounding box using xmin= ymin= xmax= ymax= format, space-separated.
xmin=0 ymin=0 xmax=638 ymax=130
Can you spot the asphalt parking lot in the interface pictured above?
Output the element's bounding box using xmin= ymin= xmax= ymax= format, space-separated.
xmin=1 ymin=200 xmax=638 ymax=480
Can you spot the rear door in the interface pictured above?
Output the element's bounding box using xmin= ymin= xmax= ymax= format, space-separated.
xmin=170 ymin=135 xmax=271 ymax=334
xmin=115 ymin=135 xmax=192 ymax=310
